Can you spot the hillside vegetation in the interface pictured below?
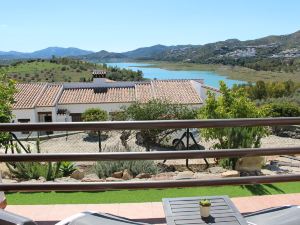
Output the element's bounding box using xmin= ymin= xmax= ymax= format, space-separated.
xmin=0 ymin=58 xmax=144 ymax=82
xmin=80 ymin=30 xmax=300 ymax=75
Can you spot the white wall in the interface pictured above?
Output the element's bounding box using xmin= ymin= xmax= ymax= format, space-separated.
xmin=12 ymin=109 xmax=37 ymax=123
xmin=12 ymin=109 xmax=37 ymax=138
xmin=36 ymin=106 xmax=57 ymax=122
xmin=58 ymin=102 xmax=132 ymax=114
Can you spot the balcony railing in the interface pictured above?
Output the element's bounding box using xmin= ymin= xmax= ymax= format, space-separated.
xmin=0 ymin=117 xmax=300 ymax=192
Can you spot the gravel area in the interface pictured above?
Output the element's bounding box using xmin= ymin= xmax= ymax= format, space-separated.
xmin=1 ymin=133 xmax=300 ymax=167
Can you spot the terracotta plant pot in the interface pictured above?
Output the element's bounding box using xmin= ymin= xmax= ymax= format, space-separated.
xmin=200 ymin=205 xmax=211 ymax=217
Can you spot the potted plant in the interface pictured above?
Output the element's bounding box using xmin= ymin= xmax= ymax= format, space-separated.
xmin=199 ymin=199 xmax=211 ymax=217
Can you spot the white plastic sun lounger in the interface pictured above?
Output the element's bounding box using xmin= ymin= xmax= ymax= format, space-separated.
xmin=1 ymin=206 xmax=300 ymax=225
xmin=245 ymin=205 xmax=300 ymax=225
xmin=0 ymin=209 xmax=150 ymax=225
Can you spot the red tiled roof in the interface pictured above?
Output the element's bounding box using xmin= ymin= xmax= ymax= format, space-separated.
xmin=151 ymin=80 xmax=202 ymax=104
xmin=135 ymin=83 xmax=154 ymax=103
xmin=58 ymin=87 xmax=135 ymax=104
xmin=36 ymin=84 xmax=63 ymax=107
xmin=13 ymin=80 xmax=203 ymax=108
xmin=202 ymin=85 xmax=221 ymax=93
xmin=13 ymin=83 xmax=47 ymax=109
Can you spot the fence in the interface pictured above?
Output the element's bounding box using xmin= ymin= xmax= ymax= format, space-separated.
xmin=0 ymin=117 xmax=300 ymax=192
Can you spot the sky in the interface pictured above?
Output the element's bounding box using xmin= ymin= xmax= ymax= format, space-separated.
xmin=0 ymin=0 xmax=300 ymax=53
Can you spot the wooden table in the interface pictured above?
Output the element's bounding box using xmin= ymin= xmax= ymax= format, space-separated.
xmin=162 ymin=196 xmax=248 ymax=225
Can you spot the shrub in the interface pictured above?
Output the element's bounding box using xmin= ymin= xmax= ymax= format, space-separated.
xmin=94 ymin=160 xmax=158 ymax=178
xmin=264 ymin=102 xmax=300 ymax=117
xmin=123 ymin=99 xmax=197 ymax=150
xmin=82 ymin=108 xmax=108 ymax=122
xmin=6 ymin=162 xmax=62 ymax=181
xmin=59 ymin=161 xmax=77 ymax=176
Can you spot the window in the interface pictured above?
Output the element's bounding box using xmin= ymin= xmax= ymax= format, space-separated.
xmin=70 ymin=113 xmax=82 ymax=122
xmin=18 ymin=119 xmax=30 ymax=134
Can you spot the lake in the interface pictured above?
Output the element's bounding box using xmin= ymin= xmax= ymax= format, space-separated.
xmin=107 ymin=62 xmax=245 ymax=88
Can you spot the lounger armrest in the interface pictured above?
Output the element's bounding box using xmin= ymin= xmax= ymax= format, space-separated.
xmin=0 ymin=209 xmax=37 ymax=225
xmin=55 ymin=211 xmax=95 ymax=225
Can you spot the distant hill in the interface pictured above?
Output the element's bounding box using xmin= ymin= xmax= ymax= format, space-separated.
xmin=155 ymin=30 xmax=300 ymax=63
xmin=0 ymin=47 xmax=93 ymax=59
xmin=1 ymin=30 xmax=300 ymax=72
xmin=0 ymin=58 xmax=144 ymax=83
xmin=123 ymin=44 xmax=171 ymax=59
xmin=78 ymin=30 xmax=300 ymax=72
xmin=78 ymin=50 xmax=126 ymax=62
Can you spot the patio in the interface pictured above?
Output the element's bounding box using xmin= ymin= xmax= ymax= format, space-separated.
xmin=1 ymin=118 xmax=300 ymax=224
xmin=5 ymin=193 xmax=300 ymax=225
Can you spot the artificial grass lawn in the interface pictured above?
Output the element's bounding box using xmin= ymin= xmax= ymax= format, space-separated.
xmin=6 ymin=182 xmax=300 ymax=205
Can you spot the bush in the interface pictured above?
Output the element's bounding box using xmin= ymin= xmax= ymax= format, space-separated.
xmin=264 ymin=102 xmax=300 ymax=117
xmin=59 ymin=161 xmax=77 ymax=177
xmin=82 ymin=108 xmax=108 ymax=122
xmin=6 ymin=162 xmax=62 ymax=181
xmin=123 ymin=99 xmax=197 ymax=150
xmin=94 ymin=160 xmax=158 ymax=178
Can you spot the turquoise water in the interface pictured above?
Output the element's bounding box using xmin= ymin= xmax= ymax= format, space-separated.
xmin=107 ymin=62 xmax=245 ymax=88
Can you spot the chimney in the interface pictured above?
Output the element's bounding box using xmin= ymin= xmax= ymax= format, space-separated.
xmin=92 ymin=70 xmax=107 ymax=83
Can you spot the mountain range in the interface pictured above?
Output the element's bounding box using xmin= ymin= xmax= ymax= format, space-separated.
xmin=1 ymin=30 xmax=299 ymax=64
xmin=0 ymin=47 xmax=93 ymax=59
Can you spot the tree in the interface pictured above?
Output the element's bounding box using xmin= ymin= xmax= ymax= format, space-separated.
xmin=197 ymin=81 xmax=268 ymax=169
xmin=252 ymin=80 xmax=267 ymax=100
xmin=0 ymin=74 xmax=16 ymax=148
xmin=82 ymin=108 xmax=108 ymax=152
xmin=124 ymin=99 xmax=197 ymax=151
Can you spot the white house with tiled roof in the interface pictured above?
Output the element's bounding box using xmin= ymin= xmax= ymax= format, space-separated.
xmin=12 ymin=71 xmax=220 ymax=129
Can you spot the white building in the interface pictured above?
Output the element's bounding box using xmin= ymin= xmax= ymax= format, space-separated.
xmin=12 ymin=71 xmax=219 ymax=127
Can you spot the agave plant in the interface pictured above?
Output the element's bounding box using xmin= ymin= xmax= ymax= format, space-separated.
xmin=59 ymin=161 xmax=77 ymax=177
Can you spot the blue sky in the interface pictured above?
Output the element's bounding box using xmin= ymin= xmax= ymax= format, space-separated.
xmin=0 ymin=0 xmax=299 ymax=52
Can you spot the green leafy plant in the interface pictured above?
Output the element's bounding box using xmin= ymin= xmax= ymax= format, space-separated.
xmin=82 ymin=108 xmax=108 ymax=122
xmin=198 ymin=81 xmax=268 ymax=169
xmin=263 ymin=102 xmax=300 ymax=117
xmin=82 ymin=108 xmax=108 ymax=151
xmin=59 ymin=161 xmax=77 ymax=176
xmin=6 ymin=162 xmax=62 ymax=181
xmin=94 ymin=160 xmax=158 ymax=178
xmin=0 ymin=73 xmax=16 ymax=148
xmin=123 ymin=99 xmax=197 ymax=151
xmin=199 ymin=199 xmax=211 ymax=207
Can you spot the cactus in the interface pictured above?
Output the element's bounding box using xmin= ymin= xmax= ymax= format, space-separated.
xmin=36 ymin=138 xmax=41 ymax=153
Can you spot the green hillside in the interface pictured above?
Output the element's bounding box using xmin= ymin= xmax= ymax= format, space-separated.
xmin=79 ymin=30 xmax=300 ymax=74
xmin=0 ymin=58 xmax=144 ymax=82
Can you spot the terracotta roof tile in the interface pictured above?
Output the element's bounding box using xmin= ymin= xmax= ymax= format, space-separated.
xmin=36 ymin=84 xmax=63 ymax=107
xmin=58 ymin=87 xmax=135 ymax=104
xmin=151 ymin=80 xmax=202 ymax=104
xmin=202 ymin=85 xmax=221 ymax=93
xmin=135 ymin=83 xmax=154 ymax=103
xmin=13 ymin=83 xmax=47 ymax=109
xmin=13 ymin=80 xmax=203 ymax=108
